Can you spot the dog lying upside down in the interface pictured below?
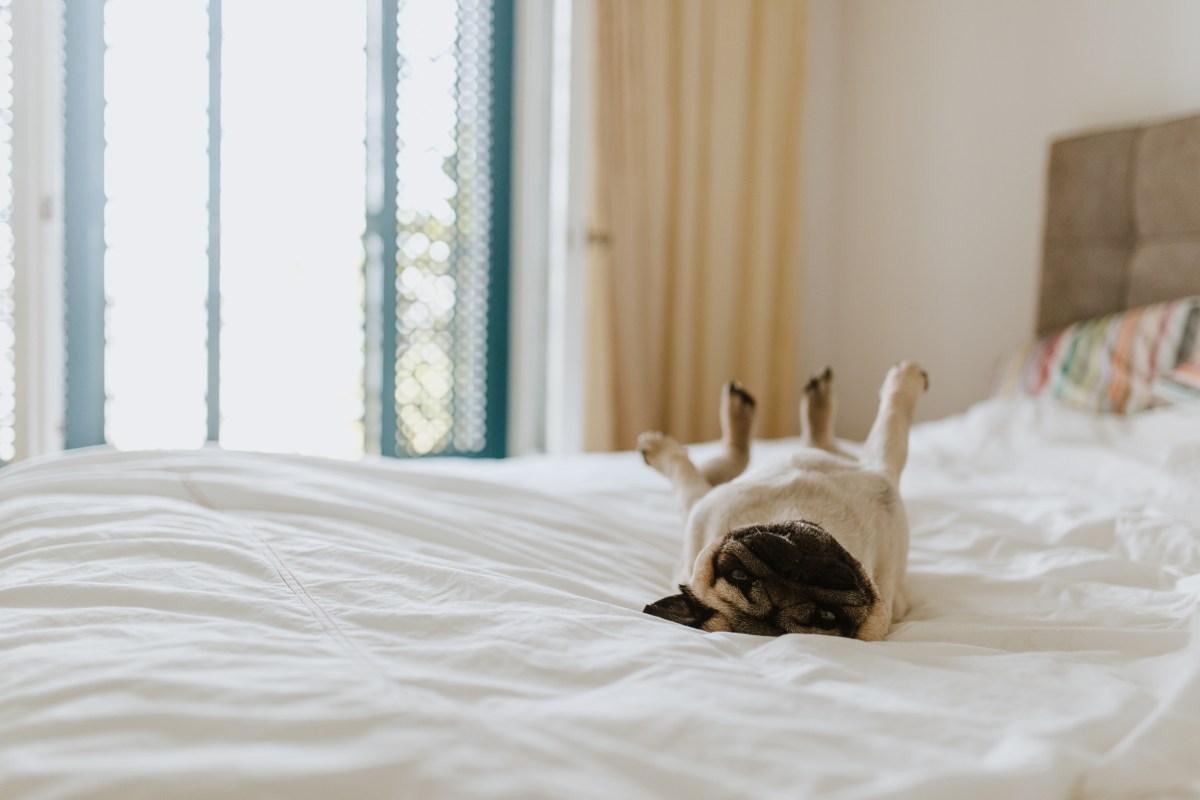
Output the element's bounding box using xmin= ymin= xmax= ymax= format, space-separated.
xmin=638 ymin=362 xmax=929 ymax=640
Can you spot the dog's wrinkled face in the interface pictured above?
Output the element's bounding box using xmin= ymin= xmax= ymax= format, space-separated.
xmin=644 ymin=520 xmax=883 ymax=639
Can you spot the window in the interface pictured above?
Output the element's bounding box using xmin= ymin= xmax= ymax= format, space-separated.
xmin=102 ymin=0 xmax=210 ymax=451
xmin=63 ymin=0 xmax=512 ymax=459
xmin=0 ymin=0 xmax=14 ymax=463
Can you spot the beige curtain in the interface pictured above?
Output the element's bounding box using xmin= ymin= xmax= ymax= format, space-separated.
xmin=586 ymin=0 xmax=808 ymax=451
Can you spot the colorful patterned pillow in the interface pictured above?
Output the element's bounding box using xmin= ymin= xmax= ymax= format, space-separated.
xmin=1150 ymin=359 xmax=1200 ymax=405
xmin=995 ymin=297 xmax=1199 ymax=413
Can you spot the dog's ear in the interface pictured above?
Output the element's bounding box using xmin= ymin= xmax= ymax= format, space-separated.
xmin=643 ymin=586 xmax=715 ymax=629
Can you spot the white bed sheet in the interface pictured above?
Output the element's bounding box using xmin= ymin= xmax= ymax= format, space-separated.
xmin=2 ymin=397 xmax=1199 ymax=799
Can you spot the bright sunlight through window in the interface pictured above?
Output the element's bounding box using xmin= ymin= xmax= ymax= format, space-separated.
xmin=85 ymin=0 xmax=506 ymax=459
xmin=0 ymin=0 xmax=16 ymax=462
xmin=103 ymin=0 xmax=367 ymax=458
xmin=219 ymin=0 xmax=367 ymax=459
xmin=103 ymin=0 xmax=209 ymax=450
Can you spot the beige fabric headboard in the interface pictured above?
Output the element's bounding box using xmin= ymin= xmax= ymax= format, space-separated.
xmin=1038 ymin=113 xmax=1200 ymax=335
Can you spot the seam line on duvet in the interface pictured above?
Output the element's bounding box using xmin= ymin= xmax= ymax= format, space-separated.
xmin=174 ymin=473 xmax=400 ymax=689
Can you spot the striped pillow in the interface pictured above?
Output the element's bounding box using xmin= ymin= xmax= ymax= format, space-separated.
xmin=1150 ymin=359 xmax=1200 ymax=405
xmin=996 ymin=297 xmax=1200 ymax=413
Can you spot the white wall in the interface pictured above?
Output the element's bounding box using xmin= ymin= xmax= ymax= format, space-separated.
xmin=803 ymin=0 xmax=1200 ymax=438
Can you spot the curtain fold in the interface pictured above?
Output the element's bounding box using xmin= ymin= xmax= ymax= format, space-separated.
xmin=586 ymin=0 xmax=808 ymax=451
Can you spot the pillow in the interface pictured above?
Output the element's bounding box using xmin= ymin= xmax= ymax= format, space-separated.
xmin=1150 ymin=359 xmax=1200 ymax=405
xmin=995 ymin=296 xmax=1199 ymax=413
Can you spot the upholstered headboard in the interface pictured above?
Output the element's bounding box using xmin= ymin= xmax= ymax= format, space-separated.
xmin=1038 ymin=113 xmax=1200 ymax=335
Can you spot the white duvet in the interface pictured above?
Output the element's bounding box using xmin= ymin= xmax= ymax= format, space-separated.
xmin=2 ymin=398 xmax=1199 ymax=799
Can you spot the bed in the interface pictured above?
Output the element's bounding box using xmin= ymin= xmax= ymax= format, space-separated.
xmin=4 ymin=114 xmax=1200 ymax=799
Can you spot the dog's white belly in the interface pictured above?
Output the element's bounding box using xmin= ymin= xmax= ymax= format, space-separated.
xmin=679 ymin=452 xmax=911 ymax=620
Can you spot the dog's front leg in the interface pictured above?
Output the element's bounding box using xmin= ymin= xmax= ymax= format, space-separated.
xmin=637 ymin=432 xmax=712 ymax=517
xmin=637 ymin=379 xmax=757 ymax=515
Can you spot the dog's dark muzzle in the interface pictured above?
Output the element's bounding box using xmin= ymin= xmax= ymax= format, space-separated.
xmin=725 ymin=521 xmax=870 ymax=599
xmin=643 ymin=520 xmax=879 ymax=634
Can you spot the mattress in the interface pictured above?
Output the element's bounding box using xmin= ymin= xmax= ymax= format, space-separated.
xmin=2 ymin=397 xmax=1199 ymax=799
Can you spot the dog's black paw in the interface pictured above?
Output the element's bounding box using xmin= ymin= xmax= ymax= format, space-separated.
xmin=806 ymin=367 xmax=834 ymax=394
xmin=727 ymin=380 xmax=756 ymax=408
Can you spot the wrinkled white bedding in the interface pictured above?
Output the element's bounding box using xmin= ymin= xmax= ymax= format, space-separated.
xmin=2 ymin=398 xmax=1199 ymax=799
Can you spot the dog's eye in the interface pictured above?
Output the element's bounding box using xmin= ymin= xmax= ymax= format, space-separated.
xmin=812 ymin=608 xmax=838 ymax=629
xmin=728 ymin=569 xmax=750 ymax=583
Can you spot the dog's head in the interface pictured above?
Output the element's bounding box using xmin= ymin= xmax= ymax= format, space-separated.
xmin=643 ymin=520 xmax=889 ymax=640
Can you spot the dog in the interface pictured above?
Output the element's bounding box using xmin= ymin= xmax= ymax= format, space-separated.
xmin=638 ymin=362 xmax=928 ymax=640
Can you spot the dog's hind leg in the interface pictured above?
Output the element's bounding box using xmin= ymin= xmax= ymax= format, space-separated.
xmin=637 ymin=432 xmax=712 ymax=516
xmin=800 ymin=367 xmax=844 ymax=454
xmin=863 ymin=361 xmax=929 ymax=481
xmin=696 ymin=381 xmax=756 ymax=485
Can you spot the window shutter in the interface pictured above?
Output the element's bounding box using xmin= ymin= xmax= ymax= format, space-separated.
xmin=379 ymin=0 xmax=512 ymax=457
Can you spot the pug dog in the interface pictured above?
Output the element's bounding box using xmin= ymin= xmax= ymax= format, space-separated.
xmin=638 ymin=362 xmax=928 ymax=640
